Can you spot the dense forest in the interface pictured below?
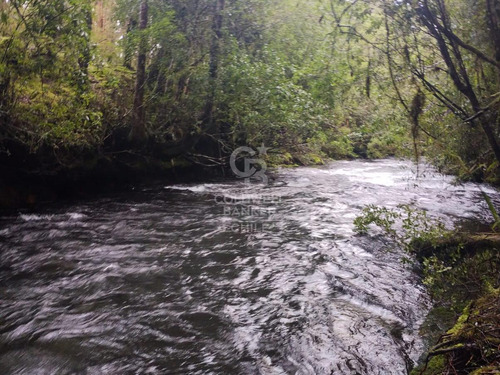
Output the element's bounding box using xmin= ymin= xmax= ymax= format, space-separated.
xmin=1 ymin=1 xmax=500 ymax=374
xmin=1 ymin=0 xmax=500 ymax=205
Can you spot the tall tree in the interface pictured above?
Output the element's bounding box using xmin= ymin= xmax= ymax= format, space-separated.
xmin=415 ymin=0 xmax=500 ymax=164
xmin=203 ymin=0 xmax=225 ymax=131
xmin=129 ymin=0 xmax=149 ymax=144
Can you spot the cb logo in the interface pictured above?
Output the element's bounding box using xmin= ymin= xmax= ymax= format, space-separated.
xmin=230 ymin=145 xmax=269 ymax=184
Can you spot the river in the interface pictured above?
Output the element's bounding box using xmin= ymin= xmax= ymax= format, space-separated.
xmin=0 ymin=159 xmax=498 ymax=374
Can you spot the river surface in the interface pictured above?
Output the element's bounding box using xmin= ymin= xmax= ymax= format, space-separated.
xmin=1 ymin=159 xmax=498 ymax=375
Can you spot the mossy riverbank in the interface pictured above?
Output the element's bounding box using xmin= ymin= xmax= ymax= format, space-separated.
xmin=412 ymin=234 xmax=500 ymax=374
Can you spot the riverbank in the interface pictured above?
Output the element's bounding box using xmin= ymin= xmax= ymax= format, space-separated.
xmin=0 ymin=152 xmax=215 ymax=210
xmin=0 ymin=141 xmax=330 ymax=210
xmin=353 ymin=204 xmax=500 ymax=373
xmin=411 ymin=233 xmax=500 ymax=374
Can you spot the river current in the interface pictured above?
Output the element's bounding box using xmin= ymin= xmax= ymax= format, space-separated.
xmin=1 ymin=159 xmax=498 ymax=374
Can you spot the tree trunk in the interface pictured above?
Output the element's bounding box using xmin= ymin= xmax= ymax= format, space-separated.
xmin=98 ymin=0 xmax=105 ymax=29
xmin=202 ymin=0 xmax=225 ymax=131
xmin=486 ymin=0 xmax=500 ymax=63
xmin=77 ymin=6 xmax=92 ymax=93
xmin=479 ymin=115 xmax=500 ymax=163
xmin=194 ymin=0 xmax=226 ymax=161
xmin=418 ymin=0 xmax=500 ymax=166
xmin=129 ymin=0 xmax=148 ymax=145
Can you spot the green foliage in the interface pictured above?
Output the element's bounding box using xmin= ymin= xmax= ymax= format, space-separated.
xmin=410 ymin=355 xmax=446 ymax=375
xmin=0 ymin=0 xmax=99 ymax=152
xmin=315 ymin=127 xmax=355 ymax=159
xmin=367 ymin=130 xmax=407 ymax=159
xmin=354 ymin=204 xmax=451 ymax=256
xmin=218 ymin=46 xmax=330 ymax=150
xmin=426 ymin=245 xmax=500 ymax=302
xmin=0 ymin=0 xmax=415 ymax=166
xmin=2 ymin=0 xmax=92 ymax=81
xmin=13 ymin=80 xmax=103 ymax=150
xmin=0 ymin=0 xmax=497 ymax=181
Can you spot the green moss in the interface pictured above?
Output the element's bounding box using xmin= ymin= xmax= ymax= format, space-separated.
xmin=411 ymin=356 xmax=446 ymax=375
xmin=418 ymin=306 xmax=457 ymax=345
xmin=305 ymin=153 xmax=325 ymax=165
xmin=266 ymin=151 xmax=296 ymax=167
xmin=447 ymin=304 xmax=471 ymax=336
xmin=292 ymin=153 xmax=325 ymax=166
xmin=415 ymin=286 xmax=500 ymax=374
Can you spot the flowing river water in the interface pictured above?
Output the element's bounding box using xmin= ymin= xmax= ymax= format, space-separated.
xmin=1 ymin=159 xmax=498 ymax=374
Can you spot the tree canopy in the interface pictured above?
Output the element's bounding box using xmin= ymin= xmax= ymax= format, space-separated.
xmin=0 ymin=0 xmax=499 ymax=181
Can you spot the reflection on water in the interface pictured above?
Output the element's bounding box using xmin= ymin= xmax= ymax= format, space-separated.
xmin=0 ymin=159 xmax=498 ymax=374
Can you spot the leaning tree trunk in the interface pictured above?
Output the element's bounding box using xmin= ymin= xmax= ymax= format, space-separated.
xmin=418 ymin=0 xmax=500 ymax=165
xmin=486 ymin=0 xmax=500 ymax=65
xmin=129 ymin=0 xmax=148 ymax=145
